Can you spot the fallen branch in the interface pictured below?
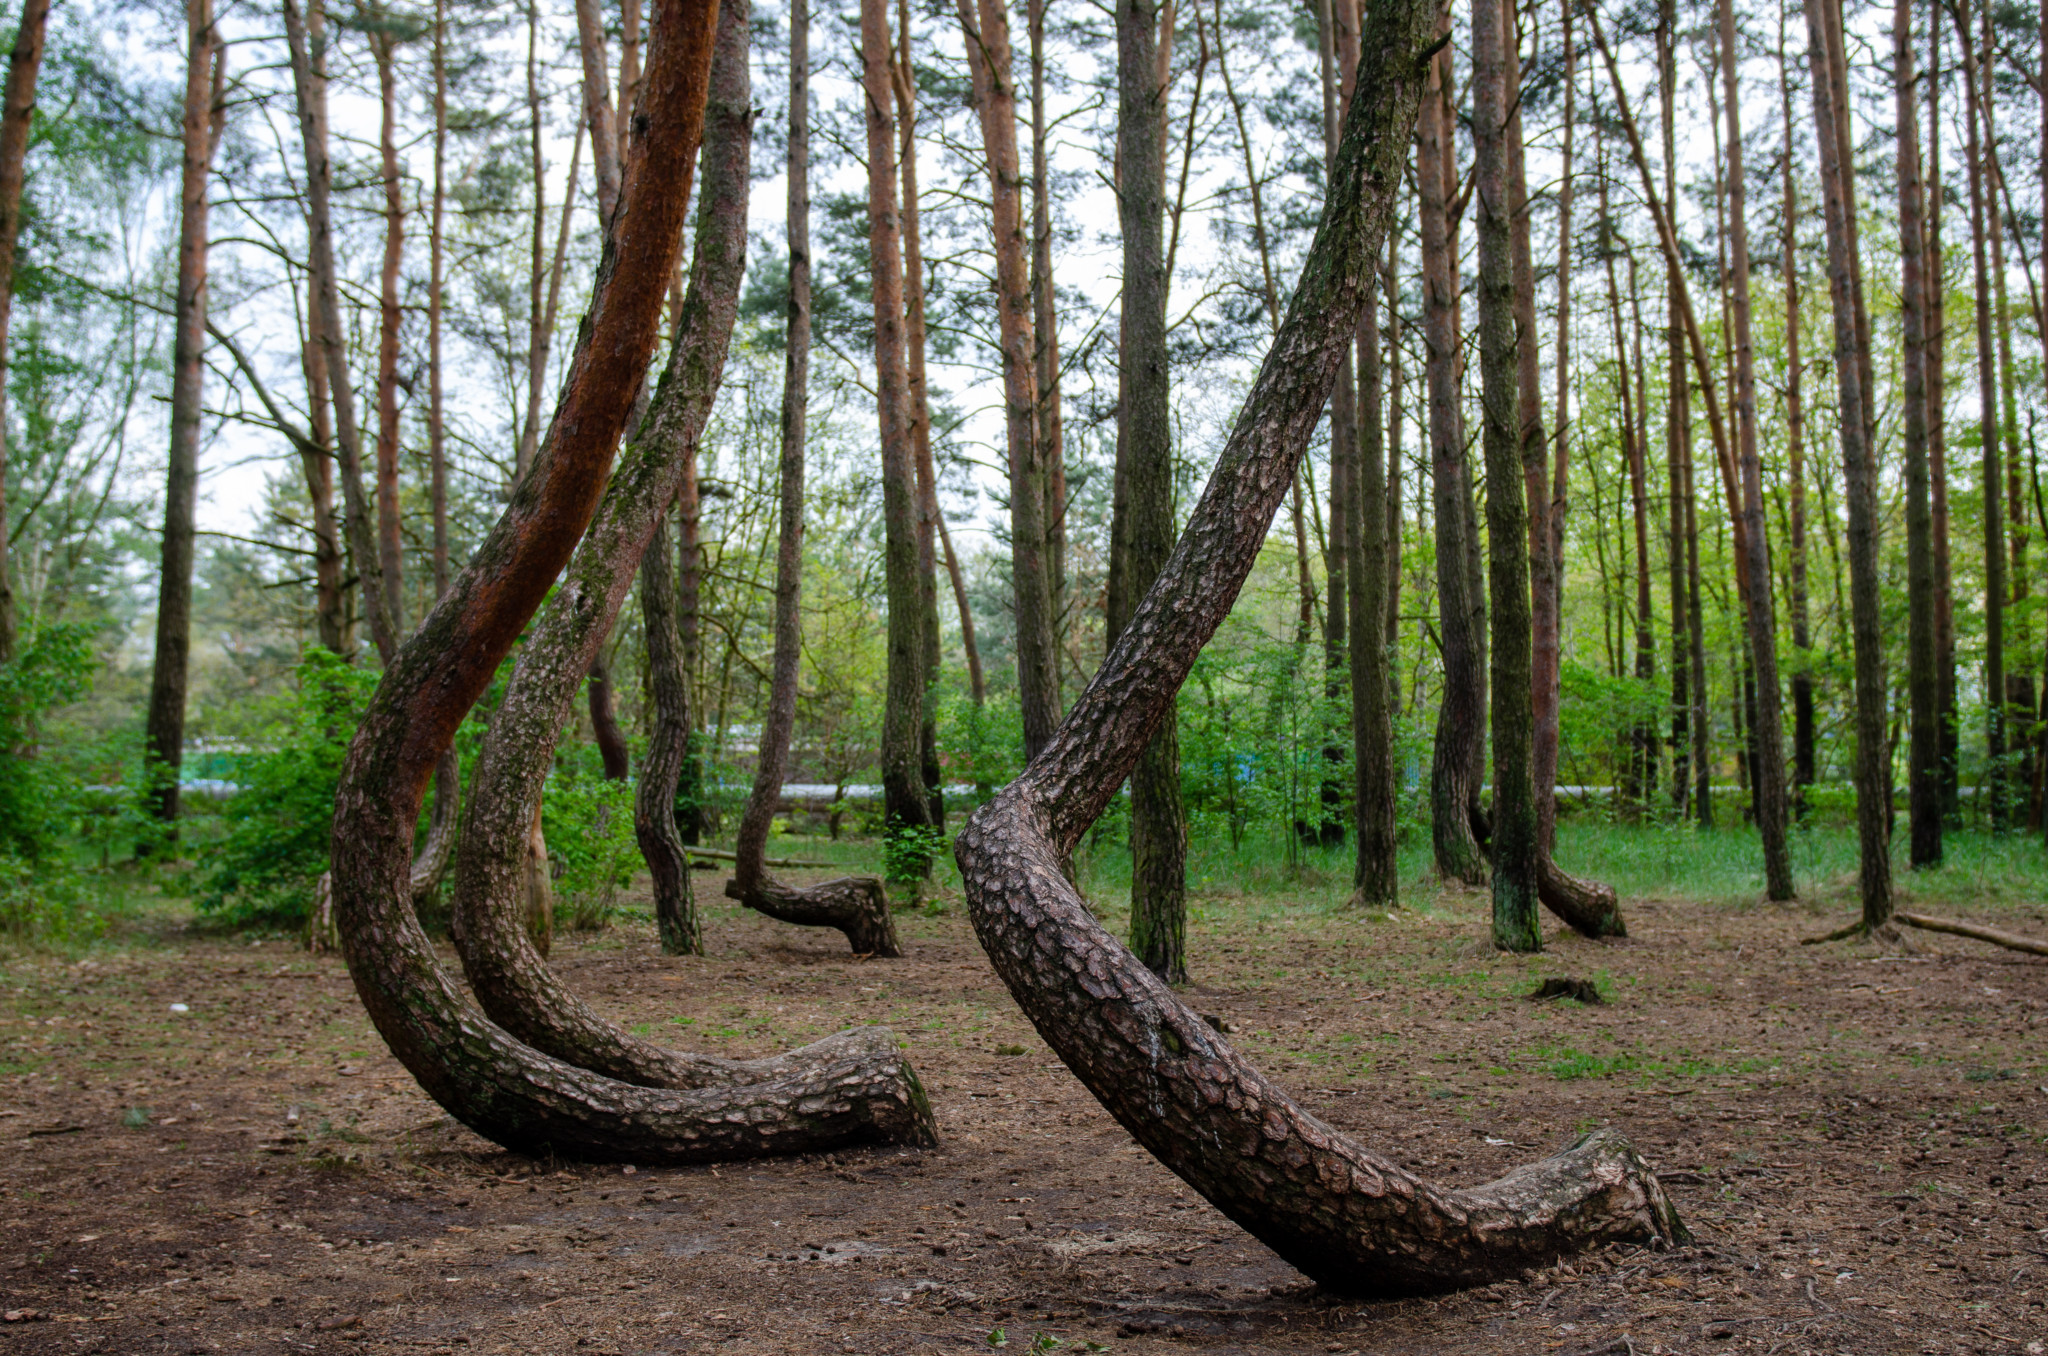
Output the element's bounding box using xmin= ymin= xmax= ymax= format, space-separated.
xmin=1896 ymin=911 xmax=2048 ymax=956
xmin=685 ymin=844 xmax=837 ymax=869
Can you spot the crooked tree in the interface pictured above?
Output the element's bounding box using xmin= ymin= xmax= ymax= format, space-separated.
xmin=954 ymin=0 xmax=1684 ymax=1291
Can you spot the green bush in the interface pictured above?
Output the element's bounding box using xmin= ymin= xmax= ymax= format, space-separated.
xmin=194 ymin=650 xmax=375 ymax=927
xmin=542 ymin=767 xmax=639 ymax=930
xmin=0 ymin=624 xmax=96 ymax=861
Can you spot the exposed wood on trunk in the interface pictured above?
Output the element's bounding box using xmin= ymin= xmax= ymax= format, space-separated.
xmin=0 ymin=0 xmax=51 ymax=663
xmin=953 ymin=2 xmax=1686 ymax=1282
xmin=143 ymin=0 xmax=222 ymax=830
xmin=1803 ymin=0 xmax=1891 ymax=928
xmin=726 ymin=0 xmax=897 ymax=956
xmin=957 ymin=0 xmax=1059 ymax=759
xmin=1897 ymin=0 xmax=1940 ymax=867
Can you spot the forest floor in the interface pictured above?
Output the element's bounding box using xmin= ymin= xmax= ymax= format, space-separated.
xmin=1 ymin=828 xmax=2045 ymax=1356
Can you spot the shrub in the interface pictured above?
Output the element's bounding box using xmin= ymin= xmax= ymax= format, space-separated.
xmin=194 ymin=650 xmax=374 ymax=927
xmin=542 ymin=767 xmax=639 ymax=930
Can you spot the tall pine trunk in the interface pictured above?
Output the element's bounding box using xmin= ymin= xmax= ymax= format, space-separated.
xmin=1804 ymin=0 xmax=1892 ymax=926
xmin=143 ymin=0 xmax=221 ymax=829
xmin=958 ymin=0 xmax=1059 ymax=760
xmin=1719 ymin=0 xmax=1795 ymax=900
xmin=1112 ymin=0 xmax=1187 ymax=980
xmin=0 ymin=0 xmax=52 ymax=663
xmin=1896 ymin=0 xmax=1940 ymax=866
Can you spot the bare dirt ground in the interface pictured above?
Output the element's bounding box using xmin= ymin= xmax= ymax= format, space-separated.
xmin=1 ymin=868 xmax=2044 ymax=1356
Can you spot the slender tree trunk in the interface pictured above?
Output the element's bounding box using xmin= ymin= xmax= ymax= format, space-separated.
xmin=1418 ymin=20 xmax=1484 ymax=886
xmin=958 ymin=0 xmax=1058 ymax=760
xmin=1110 ymin=0 xmax=1187 ymax=981
xmin=1027 ymin=0 xmax=1067 ymax=689
xmin=1718 ymin=0 xmax=1794 ymax=900
xmin=1778 ymin=25 xmax=1814 ymax=809
xmin=285 ymin=0 xmax=394 ymax=658
xmin=1804 ymin=0 xmax=1892 ymax=926
xmin=0 ymin=0 xmax=52 ymax=664
xmin=575 ymin=0 xmax=621 ymax=224
xmin=1658 ymin=0 xmax=1690 ymax=816
xmin=372 ymin=33 xmax=405 ymax=634
xmin=298 ymin=285 xmax=347 ymax=654
xmin=1472 ymin=0 xmax=1537 ymax=949
xmin=1929 ymin=7 xmax=1957 ymax=820
xmin=1958 ymin=1 xmax=2006 ymax=825
xmin=869 ymin=0 xmax=937 ymax=875
xmin=1320 ymin=0 xmax=1355 ymax=688
xmin=143 ymin=0 xmax=221 ymax=830
xmin=1535 ymin=4 xmax=1571 ymax=846
xmin=951 ymin=0 xmax=1687 ymax=1278
xmin=1897 ymin=0 xmax=1940 ymax=867
xmin=1984 ymin=115 xmax=2031 ymax=804
xmin=727 ymin=0 xmax=896 ymax=954
xmin=896 ymin=0 xmax=944 ymax=825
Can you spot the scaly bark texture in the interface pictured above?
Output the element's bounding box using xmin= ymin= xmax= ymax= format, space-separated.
xmin=1958 ymin=2 xmax=2005 ymax=824
xmin=957 ymin=0 xmax=1059 ymax=760
xmin=1472 ymin=0 xmax=1537 ymax=951
xmin=726 ymin=0 xmax=897 ymax=958
xmin=372 ymin=29 xmax=405 ymax=633
xmin=1112 ymin=0 xmax=1187 ymax=983
xmin=0 ymin=0 xmax=52 ymax=664
xmin=1804 ymin=0 xmax=1891 ymax=927
xmin=1896 ymin=0 xmax=1940 ymax=868
xmin=1418 ymin=23 xmax=1485 ymax=887
xmin=1718 ymin=0 xmax=1794 ymax=901
xmin=328 ymin=0 xmax=931 ymax=1163
xmin=955 ymin=0 xmax=1684 ymax=1291
xmin=897 ymin=4 xmax=944 ymax=826
xmin=143 ymin=0 xmax=221 ymax=829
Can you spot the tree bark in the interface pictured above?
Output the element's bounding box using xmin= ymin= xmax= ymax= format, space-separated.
xmin=896 ymin=3 xmax=943 ymax=825
xmin=953 ymin=5 xmax=1686 ymax=1284
xmin=1928 ymin=8 xmax=1956 ymax=821
xmin=1418 ymin=19 xmax=1485 ymax=887
xmin=1026 ymin=0 xmax=1067 ymax=695
xmin=867 ymin=0 xmax=937 ymax=879
xmin=957 ymin=0 xmax=1059 ymax=760
xmin=331 ymin=0 xmax=933 ymax=1163
xmin=1472 ymin=0 xmax=1536 ymax=950
xmin=725 ymin=0 xmax=898 ymax=957
xmin=575 ymin=0 xmax=622 ymax=226
xmin=1958 ymin=1 xmax=2006 ymax=826
xmin=1111 ymin=0 xmax=1188 ymax=982
xmin=372 ymin=30 xmax=406 ymax=634
xmin=143 ymin=0 xmax=221 ymax=830
xmin=298 ymin=285 xmax=347 ymax=654
xmin=1896 ymin=0 xmax=1940 ymax=868
xmin=1717 ymin=0 xmax=1794 ymax=900
xmin=1777 ymin=23 xmax=1814 ymax=810
xmin=1350 ymin=171 xmax=1396 ymax=909
xmin=1804 ymin=0 xmax=1892 ymax=928
xmin=0 ymin=0 xmax=51 ymax=665
xmin=638 ymin=514 xmax=699 ymax=955
xmin=283 ymin=0 xmax=395 ymax=660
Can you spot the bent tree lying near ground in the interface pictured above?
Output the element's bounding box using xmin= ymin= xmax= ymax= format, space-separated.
xmin=953 ymin=0 xmax=1684 ymax=1296
xmin=326 ymin=0 xmax=935 ymax=1163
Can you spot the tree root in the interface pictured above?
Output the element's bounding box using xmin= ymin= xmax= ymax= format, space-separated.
xmin=726 ymin=875 xmax=900 ymax=956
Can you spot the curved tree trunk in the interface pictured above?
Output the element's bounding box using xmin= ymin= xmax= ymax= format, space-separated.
xmin=954 ymin=0 xmax=1683 ymax=1292
xmin=328 ymin=0 xmax=934 ymax=1164
xmin=724 ymin=0 xmax=898 ymax=959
